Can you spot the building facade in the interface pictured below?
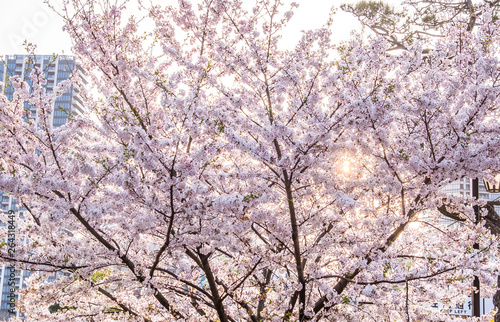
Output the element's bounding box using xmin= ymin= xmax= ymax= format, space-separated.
xmin=0 ymin=54 xmax=85 ymax=319
xmin=441 ymin=177 xmax=500 ymax=225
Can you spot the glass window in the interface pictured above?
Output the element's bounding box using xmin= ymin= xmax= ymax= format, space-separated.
xmin=57 ymin=71 xmax=71 ymax=79
xmin=53 ymin=118 xmax=67 ymax=126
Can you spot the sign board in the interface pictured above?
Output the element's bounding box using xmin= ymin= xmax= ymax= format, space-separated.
xmin=446 ymin=298 xmax=472 ymax=316
xmin=431 ymin=298 xmax=494 ymax=316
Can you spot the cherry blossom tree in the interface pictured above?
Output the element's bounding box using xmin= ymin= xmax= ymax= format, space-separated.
xmin=1 ymin=0 xmax=500 ymax=320
xmin=342 ymin=0 xmax=500 ymax=51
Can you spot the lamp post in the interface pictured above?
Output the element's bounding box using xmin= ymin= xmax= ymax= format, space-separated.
xmin=472 ymin=178 xmax=480 ymax=317
xmin=483 ymin=175 xmax=500 ymax=321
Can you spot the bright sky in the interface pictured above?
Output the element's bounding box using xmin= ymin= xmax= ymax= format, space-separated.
xmin=0 ymin=0 xmax=371 ymax=55
xmin=0 ymin=0 xmax=71 ymax=54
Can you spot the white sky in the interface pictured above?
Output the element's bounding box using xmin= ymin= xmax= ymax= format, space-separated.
xmin=0 ymin=0 xmax=373 ymax=55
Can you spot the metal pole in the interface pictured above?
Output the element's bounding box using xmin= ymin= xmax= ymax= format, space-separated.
xmin=494 ymin=276 xmax=500 ymax=322
xmin=472 ymin=178 xmax=480 ymax=317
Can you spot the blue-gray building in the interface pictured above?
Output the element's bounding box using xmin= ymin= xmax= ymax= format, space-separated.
xmin=0 ymin=54 xmax=85 ymax=320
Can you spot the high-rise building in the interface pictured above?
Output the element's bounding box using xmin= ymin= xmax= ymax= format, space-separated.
xmin=0 ymin=54 xmax=85 ymax=129
xmin=0 ymin=54 xmax=86 ymax=320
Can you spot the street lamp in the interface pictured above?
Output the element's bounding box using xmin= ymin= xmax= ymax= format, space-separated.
xmin=482 ymin=175 xmax=500 ymax=321
xmin=472 ymin=178 xmax=480 ymax=317
xmin=471 ymin=175 xmax=498 ymax=317
xmin=484 ymin=174 xmax=500 ymax=194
